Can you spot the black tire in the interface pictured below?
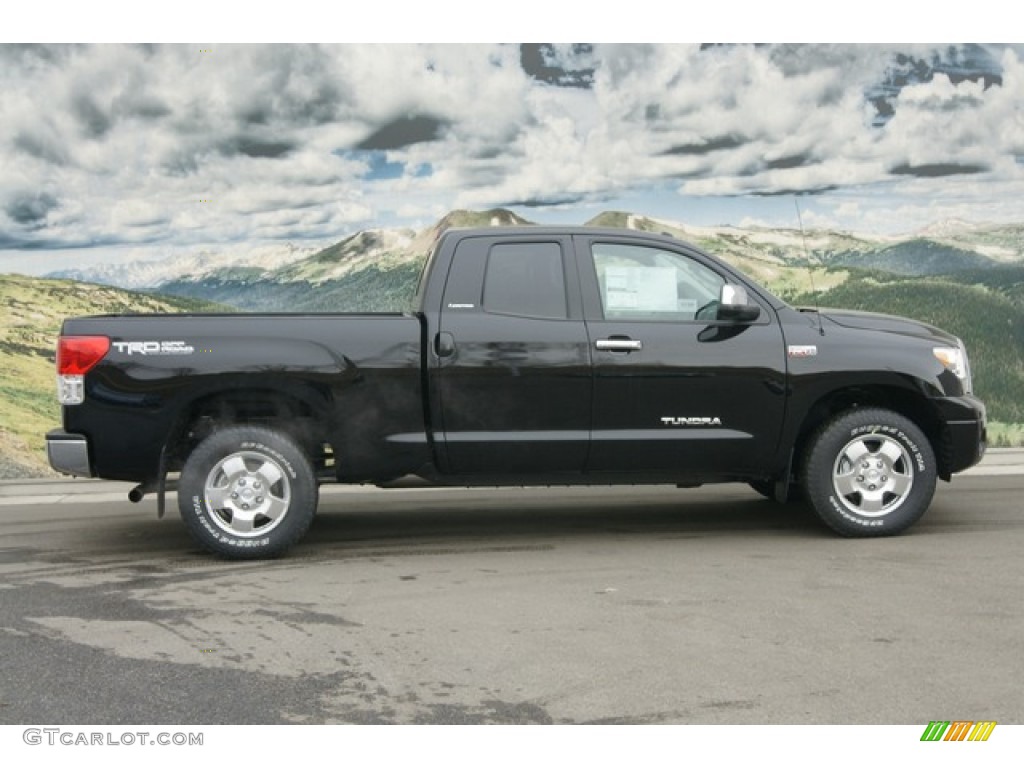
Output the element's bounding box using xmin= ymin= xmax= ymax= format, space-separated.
xmin=801 ymin=408 xmax=936 ymax=537
xmin=178 ymin=426 xmax=317 ymax=558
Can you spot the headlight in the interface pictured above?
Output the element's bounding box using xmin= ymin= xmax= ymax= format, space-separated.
xmin=934 ymin=340 xmax=973 ymax=394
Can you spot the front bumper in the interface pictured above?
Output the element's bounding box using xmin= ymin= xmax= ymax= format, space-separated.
xmin=936 ymin=395 xmax=987 ymax=476
xmin=46 ymin=429 xmax=94 ymax=477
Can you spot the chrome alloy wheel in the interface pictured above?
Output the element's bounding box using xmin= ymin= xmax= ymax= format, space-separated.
xmin=203 ymin=450 xmax=291 ymax=537
xmin=831 ymin=434 xmax=914 ymax=517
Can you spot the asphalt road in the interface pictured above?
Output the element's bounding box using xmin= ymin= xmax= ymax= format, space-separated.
xmin=1 ymin=474 xmax=1022 ymax=725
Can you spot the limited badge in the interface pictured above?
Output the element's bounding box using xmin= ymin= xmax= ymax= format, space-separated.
xmin=788 ymin=345 xmax=818 ymax=358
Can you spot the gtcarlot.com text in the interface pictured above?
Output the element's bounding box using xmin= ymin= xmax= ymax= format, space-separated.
xmin=23 ymin=728 xmax=203 ymax=747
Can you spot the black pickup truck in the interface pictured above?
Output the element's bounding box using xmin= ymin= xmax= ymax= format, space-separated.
xmin=47 ymin=226 xmax=987 ymax=557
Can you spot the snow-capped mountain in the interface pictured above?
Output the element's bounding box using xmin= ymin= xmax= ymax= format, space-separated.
xmin=48 ymin=242 xmax=320 ymax=290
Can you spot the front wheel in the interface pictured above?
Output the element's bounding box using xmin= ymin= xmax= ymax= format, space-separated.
xmin=801 ymin=408 xmax=937 ymax=537
xmin=178 ymin=426 xmax=317 ymax=558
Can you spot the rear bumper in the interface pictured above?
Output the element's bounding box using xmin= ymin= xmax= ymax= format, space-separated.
xmin=46 ymin=429 xmax=94 ymax=477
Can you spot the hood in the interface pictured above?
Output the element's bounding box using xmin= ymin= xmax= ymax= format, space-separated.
xmin=813 ymin=308 xmax=959 ymax=345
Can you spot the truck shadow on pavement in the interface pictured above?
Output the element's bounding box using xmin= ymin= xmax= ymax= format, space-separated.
xmin=299 ymin=486 xmax=825 ymax=556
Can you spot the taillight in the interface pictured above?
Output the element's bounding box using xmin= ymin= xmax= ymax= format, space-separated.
xmin=58 ymin=336 xmax=110 ymax=375
xmin=56 ymin=336 xmax=109 ymax=405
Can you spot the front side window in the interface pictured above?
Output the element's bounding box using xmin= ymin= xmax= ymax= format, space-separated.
xmin=592 ymin=243 xmax=725 ymax=321
xmin=483 ymin=242 xmax=567 ymax=320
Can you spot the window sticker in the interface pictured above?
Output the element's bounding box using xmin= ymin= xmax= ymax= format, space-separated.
xmin=604 ymin=266 xmax=677 ymax=312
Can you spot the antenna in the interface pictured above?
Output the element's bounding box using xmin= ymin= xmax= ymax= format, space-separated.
xmin=794 ymin=197 xmax=826 ymax=337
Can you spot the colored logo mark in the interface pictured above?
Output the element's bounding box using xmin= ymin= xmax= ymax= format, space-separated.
xmin=920 ymin=721 xmax=997 ymax=742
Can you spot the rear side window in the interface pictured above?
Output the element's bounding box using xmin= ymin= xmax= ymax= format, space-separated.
xmin=483 ymin=243 xmax=567 ymax=320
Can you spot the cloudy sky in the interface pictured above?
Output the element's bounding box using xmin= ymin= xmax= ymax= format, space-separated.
xmin=2 ymin=42 xmax=1024 ymax=275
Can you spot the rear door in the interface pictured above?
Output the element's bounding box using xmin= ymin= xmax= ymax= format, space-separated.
xmin=435 ymin=234 xmax=592 ymax=475
xmin=575 ymin=234 xmax=787 ymax=478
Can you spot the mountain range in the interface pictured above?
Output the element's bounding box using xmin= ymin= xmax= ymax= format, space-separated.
xmin=46 ymin=208 xmax=1024 ymax=312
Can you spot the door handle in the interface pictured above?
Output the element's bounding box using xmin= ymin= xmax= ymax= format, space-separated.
xmin=595 ymin=338 xmax=643 ymax=352
xmin=435 ymin=332 xmax=456 ymax=358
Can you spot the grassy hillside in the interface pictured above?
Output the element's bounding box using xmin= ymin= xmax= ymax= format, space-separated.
xmin=0 ymin=275 xmax=228 ymax=478
xmin=945 ymin=264 xmax=1024 ymax=308
xmin=825 ymin=239 xmax=998 ymax=275
xmin=160 ymin=261 xmax=426 ymax=313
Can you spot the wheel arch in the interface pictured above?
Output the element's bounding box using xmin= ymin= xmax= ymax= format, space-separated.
xmin=164 ymin=382 xmax=337 ymax=475
xmin=791 ymin=384 xmax=951 ymax=481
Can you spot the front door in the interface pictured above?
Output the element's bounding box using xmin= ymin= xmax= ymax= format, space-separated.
xmin=576 ymin=236 xmax=787 ymax=478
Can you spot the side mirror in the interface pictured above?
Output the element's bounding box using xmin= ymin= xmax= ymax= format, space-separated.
xmin=717 ymin=284 xmax=761 ymax=323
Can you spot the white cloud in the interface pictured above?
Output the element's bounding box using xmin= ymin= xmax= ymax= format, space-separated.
xmin=1 ymin=43 xmax=1023 ymax=271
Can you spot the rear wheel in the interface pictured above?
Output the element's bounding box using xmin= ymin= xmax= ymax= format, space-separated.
xmin=178 ymin=426 xmax=317 ymax=558
xmin=801 ymin=408 xmax=936 ymax=537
